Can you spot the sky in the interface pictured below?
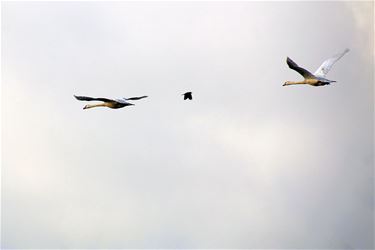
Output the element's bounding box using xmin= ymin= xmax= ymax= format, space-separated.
xmin=1 ymin=1 xmax=374 ymax=249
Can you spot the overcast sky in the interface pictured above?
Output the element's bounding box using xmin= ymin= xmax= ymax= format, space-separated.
xmin=1 ymin=1 xmax=374 ymax=249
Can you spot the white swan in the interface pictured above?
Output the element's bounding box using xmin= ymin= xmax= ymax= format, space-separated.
xmin=284 ymin=48 xmax=349 ymax=86
xmin=74 ymin=95 xmax=147 ymax=109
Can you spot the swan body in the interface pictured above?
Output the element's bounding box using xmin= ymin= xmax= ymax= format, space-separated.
xmin=284 ymin=49 xmax=349 ymax=87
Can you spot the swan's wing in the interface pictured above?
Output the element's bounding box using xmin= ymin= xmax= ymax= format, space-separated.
xmin=286 ymin=57 xmax=316 ymax=79
xmin=287 ymin=57 xmax=316 ymax=79
xmin=114 ymin=98 xmax=134 ymax=104
xmin=74 ymin=95 xmax=114 ymax=102
xmin=125 ymin=96 xmax=148 ymax=101
xmin=314 ymin=48 xmax=349 ymax=78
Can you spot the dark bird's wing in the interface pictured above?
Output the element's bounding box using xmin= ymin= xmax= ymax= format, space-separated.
xmin=74 ymin=95 xmax=114 ymax=102
xmin=286 ymin=57 xmax=315 ymax=79
xmin=183 ymin=92 xmax=192 ymax=100
xmin=126 ymin=96 xmax=148 ymax=101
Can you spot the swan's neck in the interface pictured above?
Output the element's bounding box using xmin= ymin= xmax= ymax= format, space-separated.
xmin=84 ymin=103 xmax=108 ymax=109
xmin=284 ymin=80 xmax=307 ymax=86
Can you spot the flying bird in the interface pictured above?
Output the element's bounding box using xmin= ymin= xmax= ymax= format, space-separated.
xmin=74 ymin=95 xmax=147 ymax=109
xmin=182 ymin=92 xmax=192 ymax=100
xmin=283 ymin=48 xmax=349 ymax=87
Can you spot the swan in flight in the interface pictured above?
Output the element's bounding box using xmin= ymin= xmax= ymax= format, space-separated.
xmin=182 ymin=92 xmax=193 ymax=100
xmin=284 ymin=48 xmax=349 ymax=86
xmin=74 ymin=95 xmax=148 ymax=109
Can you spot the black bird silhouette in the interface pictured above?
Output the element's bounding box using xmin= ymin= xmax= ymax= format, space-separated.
xmin=182 ymin=92 xmax=192 ymax=100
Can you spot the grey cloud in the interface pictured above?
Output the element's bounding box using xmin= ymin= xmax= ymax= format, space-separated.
xmin=1 ymin=1 xmax=373 ymax=249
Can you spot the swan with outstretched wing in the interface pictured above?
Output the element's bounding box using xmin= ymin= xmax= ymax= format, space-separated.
xmin=284 ymin=48 xmax=349 ymax=87
xmin=74 ymin=95 xmax=148 ymax=109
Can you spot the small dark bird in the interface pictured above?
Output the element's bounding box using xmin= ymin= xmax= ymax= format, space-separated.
xmin=74 ymin=95 xmax=147 ymax=109
xmin=182 ymin=92 xmax=192 ymax=100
